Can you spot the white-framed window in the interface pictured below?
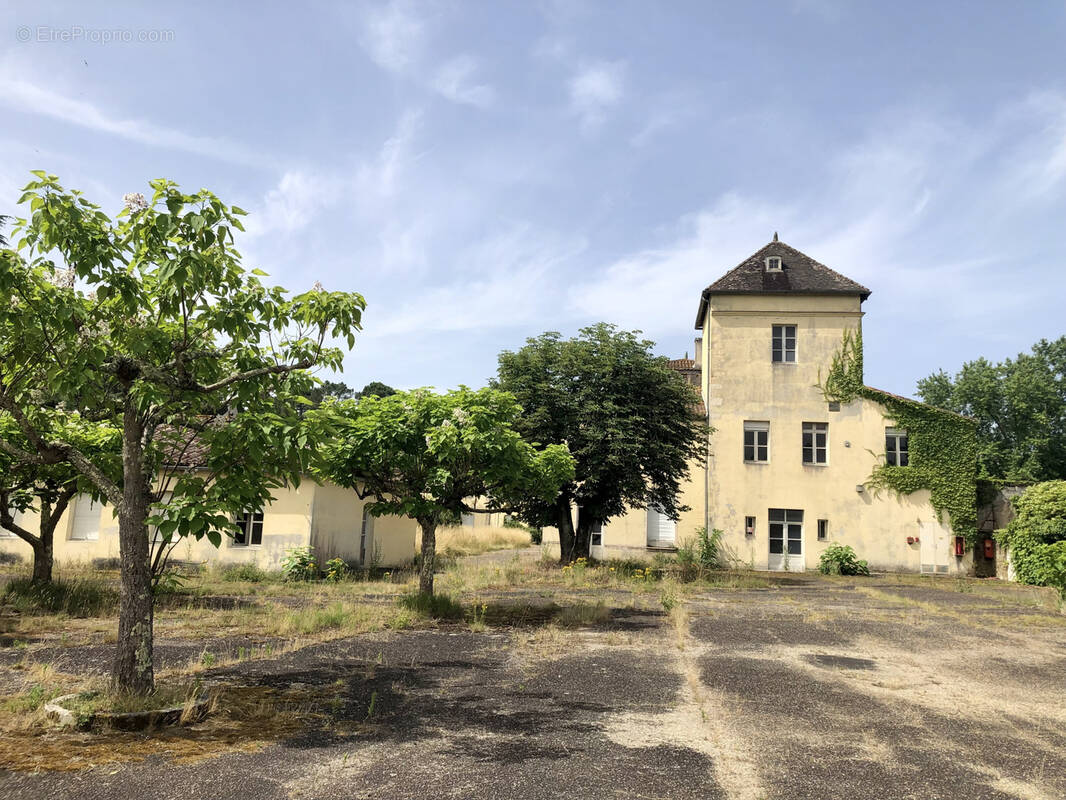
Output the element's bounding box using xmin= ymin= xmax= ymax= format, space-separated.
xmin=744 ymin=516 xmax=756 ymax=536
xmin=771 ymin=324 xmax=796 ymax=363
xmin=590 ymin=521 xmax=603 ymax=548
xmin=886 ymin=428 xmax=909 ymax=466
xmin=769 ymin=509 xmax=803 ymax=555
xmin=802 ymin=422 xmax=828 ymax=465
xmin=70 ymin=495 xmax=102 ymax=541
xmin=817 ymin=519 xmax=828 ymax=541
xmin=232 ymin=509 xmax=264 ymax=547
xmin=765 ymin=256 xmax=783 ymax=271
xmin=743 ymin=421 xmax=769 ymax=463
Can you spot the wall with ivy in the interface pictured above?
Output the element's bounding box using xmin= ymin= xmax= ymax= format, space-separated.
xmin=822 ymin=330 xmax=979 ymax=542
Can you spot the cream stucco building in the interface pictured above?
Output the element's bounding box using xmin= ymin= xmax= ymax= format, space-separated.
xmin=0 ymin=477 xmax=418 ymax=572
xmin=560 ymin=237 xmax=975 ymax=574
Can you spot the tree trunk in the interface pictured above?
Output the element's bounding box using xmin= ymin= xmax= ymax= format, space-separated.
xmin=556 ymin=496 xmax=577 ymax=564
xmin=30 ymin=534 xmax=52 ymax=583
xmin=574 ymin=506 xmax=594 ymax=562
xmin=418 ymin=517 xmax=437 ymax=596
xmin=31 ymin=491 xmax=74 ymax=583
xmin=112 ymin=406 xmax=154 ymax=695
xmin=0 ymin=491 xmax=72 ymax=584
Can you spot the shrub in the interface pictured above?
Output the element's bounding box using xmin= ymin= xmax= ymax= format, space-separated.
xmin=324 ymin=557 xmax=350 ymax=582
xmin=219 ymin=563 xmax=270 ymax=583
xmin=1 ymin=577 xmax=117 ymax=616
xmin=677 ymin=527 xmax=723 ymax=570
xmin=153 ymin=569 xmax=187 ymax=596
xmin=997 ymin=481 xmax=1066 ymax=594
xmin=530 ymin=527 xmax=543 ymax=545
xmin=818 ymin=544 xmax=870 ymax=576
xmin=0 ymin=552 xmax=23 ymax=565
xmin=281 ymin=547 xmax=318 ymax=581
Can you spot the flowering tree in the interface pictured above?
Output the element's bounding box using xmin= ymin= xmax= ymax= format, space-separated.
xmin=315 ymin=387 xmax=574 ymax=595
xmin=0 ymin=174 xmax=365 ymax=694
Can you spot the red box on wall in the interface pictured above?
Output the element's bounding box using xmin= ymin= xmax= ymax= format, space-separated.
xmin=954 ymin=536 xmax=965 ymax=557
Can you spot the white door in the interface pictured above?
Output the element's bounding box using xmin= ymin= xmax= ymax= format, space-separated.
xmin=70 ymin=495 xmax=101 ymax=541
xmin=919 ymin=522 xmax=949 ymax=574
xmin=768 ymin=508 xmax=804 ymax=571
xmin=646 ymin=506 xmax=676 ymax=547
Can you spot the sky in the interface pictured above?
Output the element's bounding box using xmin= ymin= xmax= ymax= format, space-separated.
xmin=2 ymin=1 xmax=1065 ymax=397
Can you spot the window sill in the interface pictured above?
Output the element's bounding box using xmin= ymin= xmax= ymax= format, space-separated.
xmin=743 ymin=461 xmax=770 ymax=466
xmin=802 ymin=462 xmax=829 ymax=468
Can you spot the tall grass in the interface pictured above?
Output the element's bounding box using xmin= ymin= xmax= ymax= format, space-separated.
xmin=1 ymin=577 xmax=117 ymax=617
xmin=432 ymin=526 xmax=533 ymax=558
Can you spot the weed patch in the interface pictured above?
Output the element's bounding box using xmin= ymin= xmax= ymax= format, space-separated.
xmin=1 ymin=578 xmax=117 ymax=617
xmin=398 ymin=592 xmax=465 ymax=620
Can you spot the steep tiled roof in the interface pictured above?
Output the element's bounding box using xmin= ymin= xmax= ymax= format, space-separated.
xmin=694 ymin=239 xmax=871 ymax=327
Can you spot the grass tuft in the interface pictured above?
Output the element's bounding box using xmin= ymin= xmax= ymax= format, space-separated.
xmin=398 ymin=592 xmax=465 ymax=620
xmin=1 ymin=577 xmax=117 ymax=617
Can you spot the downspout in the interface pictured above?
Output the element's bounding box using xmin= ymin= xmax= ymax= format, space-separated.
xmin=702 ymin=308 xmax=711 ymax=542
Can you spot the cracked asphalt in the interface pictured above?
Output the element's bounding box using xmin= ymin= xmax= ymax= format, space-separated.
xmin=2 ymin=575 xmax=1064 ymax=800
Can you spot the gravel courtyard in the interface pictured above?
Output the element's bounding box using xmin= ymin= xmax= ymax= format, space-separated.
xmin=2 ymin=573 xmax=1064 ymax=800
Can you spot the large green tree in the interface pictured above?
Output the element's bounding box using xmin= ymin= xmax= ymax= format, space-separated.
xmin=0 ymin=174 xmax=364 ymax=694
xmin=917 ymin=337 xmax=1066 ymax=482
xmin=0 ymin=414 xmax=119 ymax=582
xmin=315 ymin=387 xmax=574 ymax=596
xmin=495 ymin=324 xmax=708 ymax=563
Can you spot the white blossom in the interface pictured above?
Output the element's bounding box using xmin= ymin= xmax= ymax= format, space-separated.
xmin=52 ymin=267 xmax=75 ymax=288
xmin=123 ymin=192 xmax=148 ymax=212
xmin=311 ymin=281 xmax=324 ymax=292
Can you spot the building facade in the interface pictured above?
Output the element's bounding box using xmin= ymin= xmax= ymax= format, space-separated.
xmin=0 ymin=478 xmax=418 ymax=571
xmin=557 ymin=237 xmax=975 ymax=574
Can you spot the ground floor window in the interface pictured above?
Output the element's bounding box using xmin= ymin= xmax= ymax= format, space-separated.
xmin=817 ymin=519 xmax=828 ymax=540
xmin=70 ymin=495 xmax=102 ymax=541
xmin=590 ymin=521 xmax=603 ymax=547
xmin=233 ymin=510 xmax=264 ymax=546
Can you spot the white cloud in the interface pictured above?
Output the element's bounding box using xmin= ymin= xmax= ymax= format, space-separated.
xmin=355 ymin=3 xmax=495 ymax=109
xmin=567 ymin=93 xmax=1066 ymax=340
xmin=243 ymin=171 xmax=344 ymax=238
xmin=245 ymin=109 xmax=422 ymax=241
xmin=567 ymin=194 xmax=792 ymax=333
xmin=358 ymin=0 xmax=426 ymax=74
xmin=0 ymin=69 xmax=267 ymax=168
xmin=367 ymin=225 xmax=587 ymax=336
xmin=431 ymin=55 xmax=495 ymax=108
xmin=569 ymin=60 xmax=625 ymax=132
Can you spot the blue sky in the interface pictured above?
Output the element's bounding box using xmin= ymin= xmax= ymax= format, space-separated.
xmin=2 ymin=1 xmax=1065 ymax=396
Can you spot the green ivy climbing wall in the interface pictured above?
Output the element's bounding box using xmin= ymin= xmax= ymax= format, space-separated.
xmin=822 ymin=330 xmax=979 ymax=542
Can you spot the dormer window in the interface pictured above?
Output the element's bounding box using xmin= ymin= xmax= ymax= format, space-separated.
xmin=765 ymin=256 xmax=782 ymax=271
